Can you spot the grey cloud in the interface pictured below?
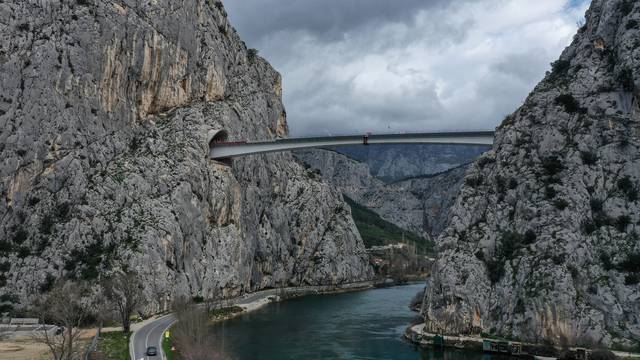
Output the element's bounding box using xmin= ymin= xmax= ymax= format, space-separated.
xmin=224 ymin=0 xmax=452 ymax=44
xmin=223 ymin=0 xmax=582 ymax=136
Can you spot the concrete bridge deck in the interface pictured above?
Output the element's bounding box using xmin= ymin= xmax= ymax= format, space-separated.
xmin=209 ymin=131 xmax=495 ymax=160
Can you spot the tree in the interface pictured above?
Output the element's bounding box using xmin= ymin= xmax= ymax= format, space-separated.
xmin=103 ymin=271 xmax=144 ymax=333
xmin=33 ymin=280 xmax=92 ymax=360
xmin=172 ymin=298 xmax=229 ymax=360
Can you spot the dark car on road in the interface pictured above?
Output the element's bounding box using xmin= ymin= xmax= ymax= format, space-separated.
xmin=146 ymin=346 xmax=158 ymax=356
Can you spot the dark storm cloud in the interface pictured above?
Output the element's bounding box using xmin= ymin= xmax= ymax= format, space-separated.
xmin=224 ymin=0 xmax=450 ymax=44
xmin=223 ymin=0 xmax=589 ymax=136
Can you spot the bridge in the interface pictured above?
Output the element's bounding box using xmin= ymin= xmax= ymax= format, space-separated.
xmin=209 ymin=130 xmax=495 ymax=161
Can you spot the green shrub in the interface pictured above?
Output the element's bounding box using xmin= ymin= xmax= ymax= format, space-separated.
xmin=617 ymin=176 xmax=638 ymax=201
xmin=514 ymin=298 xmax=526 ymax=314
xmin=478 ymin=157 xmax=495 ymax=168
xmin=508 ymin=178 xmax=518 ymax=190
xmin=620 ymin=0 xmax=635 ymax=16
xmin=580 ymin=151 xmax=598 ymax=165
xmin=555 ymin=94 xmax=579 ymax=113
xmin=465 ymin=176 xmax=483 ymax=187
xmin=247 ymin=48 xmax=259 ymax=62
xmin=590 ymin=198 xmax=604 ymax=212
xmin=615 ymin=215 xmax=631 ymax=232
xmin=625 ymin=273 xmax=639 ymax=285
xmin=496 ymin=176 xmax=506 ymax=194
xmin=542 ymin=156 xmax=564 ymax=176
xmin=545 ymin=187 xmax=557 ymax=199
xmin=524 ymin=230 xmax=537 ymax=244
xmin=582 ymin=220 xmax=597 ymax=235
xmin=64 ymin=241 xmax=116 ymax=280
xmin=16 ymin=246 xmax=30 ymax=258
xmin=553 ymin=198 xmax=569 ymax=210
xmin=552 ymin=253 xmax=566 ymax=265
xmin=40 ymin=215 xmax=55 ymax=235
xmin=485 ymin=258 xmax=504 ymax=284
xmin=626 ymin=19 xmax=639 ymax=30
xmin=549 ymin=60 xmax=571 ymax=79
xmin=568 ymin=265 xmax=579 ymax=279
xmin=0 ymin=240 xmax=12 ymax=254
xmin=193 ymin=296 xmax=205 ymax=303
xmin=12 ymin=227 xmax=28 ymax=244
xmin=618 ymin=253 xmax=640 ymax=273
xmin=617 ymin=67 xmax=635 ymax=91
xmin=593 ymin=214 xmax=613 ymax=228
xmin=600 ymin=252 xmax=614 ymax=271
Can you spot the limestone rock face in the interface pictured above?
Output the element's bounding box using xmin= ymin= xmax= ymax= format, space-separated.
xmin=421 ymin=0 xmax=640 ymax=347
xmin=294 ymin=148 xmax=469 ymax=240
xmin=332 ymin=144 xmax=487 ymax=182
xmin=0 ymin=0 xmax=372 ymax=309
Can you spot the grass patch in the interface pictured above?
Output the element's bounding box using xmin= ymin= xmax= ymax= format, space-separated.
xmin=163 ymin=331 xmax=176 ymax=360
xmin=95 ymin=331 xmax=130 ymax=360
xmin=209 ymin=305 xmax=244 ymax=319
xmin=344 ymin=195 xmax=435 ymax=254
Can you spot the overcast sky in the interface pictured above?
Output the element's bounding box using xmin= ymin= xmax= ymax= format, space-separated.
xmin=224 ymin=0 xmax=590 ymax=136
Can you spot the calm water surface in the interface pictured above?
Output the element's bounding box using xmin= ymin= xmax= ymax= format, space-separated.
xmin=211 ymin=283 xmax=511 ymax=360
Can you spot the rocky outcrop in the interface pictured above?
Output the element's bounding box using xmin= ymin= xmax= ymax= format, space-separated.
xmin=422 ymin=0 xmax=640 ymax=348
xmin=0 ymin=0 xmax=372 ymax=310
xmin=295 ymin=148 xmax=470 ymax=239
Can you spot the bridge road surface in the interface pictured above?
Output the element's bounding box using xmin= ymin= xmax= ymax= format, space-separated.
xmin=130 ymin=314 xmax=175 ymax=360
xmin=210 ymin=131 xmax=495 ymax=160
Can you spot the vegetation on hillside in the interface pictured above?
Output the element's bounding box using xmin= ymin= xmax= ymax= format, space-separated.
xmin=343 ymin=195 xmax=435 ymax=254
xmin=93 ymin=331 xmax=131 ymax=360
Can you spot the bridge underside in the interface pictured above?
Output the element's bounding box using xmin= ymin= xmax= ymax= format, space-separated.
xmin=210 ymin=131 xmax=495 ymax=160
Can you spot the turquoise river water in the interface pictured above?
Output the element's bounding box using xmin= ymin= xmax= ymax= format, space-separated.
xmin=210 ymin=283 xmax=516 ymax=360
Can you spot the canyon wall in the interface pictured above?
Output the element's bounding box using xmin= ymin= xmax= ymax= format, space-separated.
xmin=422 ymin=0 xmax=640 ymax=348
xmin=0 ymin=0 xmax=372 ymax=310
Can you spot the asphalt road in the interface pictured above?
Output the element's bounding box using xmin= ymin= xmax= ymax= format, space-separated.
xmin=130 ymin=314 xmax=176 ymax=360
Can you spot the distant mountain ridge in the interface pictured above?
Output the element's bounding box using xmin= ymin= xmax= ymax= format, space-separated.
xmin=329 ymin=144 xmax=488 ymax=182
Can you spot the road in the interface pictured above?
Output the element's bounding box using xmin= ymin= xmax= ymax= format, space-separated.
xmin=130 ymin=314 xmax=175 ymax=360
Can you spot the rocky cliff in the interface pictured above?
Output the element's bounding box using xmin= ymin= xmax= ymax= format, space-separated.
xmin=0 ymin=0 xmax=372 ymax=311
xmin=332 ymin=144 xmax=487 ymax=182
xmin=295 ymin=148 xmax=470 ymax=240
xmin=421 ymin=0 xmax=640 ymax=348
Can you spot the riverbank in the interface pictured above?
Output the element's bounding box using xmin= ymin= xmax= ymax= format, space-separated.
xmin=158 ymin=281 xmax=376 ymax=359
xmin=211 ymin=280 xmax=376 ymax=322
xmin=405 ymin=323 xmax=640 ymax=360
xmin=207 ymin=283 xmax=436 ymax=360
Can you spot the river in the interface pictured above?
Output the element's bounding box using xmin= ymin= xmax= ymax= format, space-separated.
xmin=210 ymin=283 xmax=516 ymax=360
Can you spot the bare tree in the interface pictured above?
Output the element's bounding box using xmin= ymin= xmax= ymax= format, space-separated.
xmin=172 ymin=298 xmax=230 ymax=360
xmin=103 ymin=271 xmax=144 ymax=333
xmin=33 ymin=280 xmax=92 ymax=360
